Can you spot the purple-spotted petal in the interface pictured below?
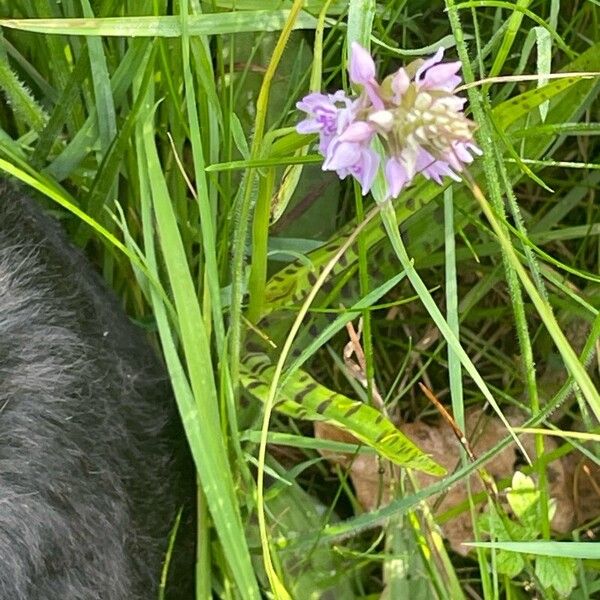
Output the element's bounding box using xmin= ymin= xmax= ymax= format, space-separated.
xmin=296 ymin=118 xmax=321 ymax=134
xmin=296 ymin=90 xmax=362 ymax=157
xmin=415 ymin=47 xmax=444 ymax=82
xmin=296 ymin=92 xmax=330 ymax=113
xmin=323 ymin=140 xmax=361 ymax=171
xmin=385 ymin=157 xmax=410 ymax=198
xmin=354 ymin=147 xmax=380 ymax=195
xmin=419 ymin=61 xmax=462 ymax=91
xmin=296 ymin=94 xmax=337 ymax=134
xmin=338 ymin=121 xmax=375 ymax=143
xmin=324 ymin=139 xmax=380 ymax=196
xmin=317 ymin=132 xmax=336 ymax=155
xmin=349 ymin=42 xmax=376 ymax=85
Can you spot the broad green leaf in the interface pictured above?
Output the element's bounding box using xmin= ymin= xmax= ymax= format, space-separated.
xmin=506 ymin=471 xmax=539 ymax=522
xmin=497 ymin=549 xmax=525 ymax=579
xmin=535 ymin=555 xmax=577 ymax=597
xmin=241 ymin=353 xmax=445 ymax=476
xmin=492 ymin=75 xmax=582 ymax=130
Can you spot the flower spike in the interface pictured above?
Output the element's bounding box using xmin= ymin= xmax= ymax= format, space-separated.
xmin=296 ymin=44 xmax=480 ymax=198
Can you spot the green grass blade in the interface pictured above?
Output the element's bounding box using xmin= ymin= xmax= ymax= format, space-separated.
xmin=140 ymin=112 xmax=260 ymax=598
xmin=464 ymin=541 xmax=600 ymax=560
xmin=0 ymin=11 xmax=319 ymax=37
xmin=80 ymin=0 xmax=116 ymax=153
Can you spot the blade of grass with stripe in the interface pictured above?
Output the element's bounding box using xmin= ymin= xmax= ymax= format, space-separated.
xmin=241 ymin=353 xmax=445 ymax=475
xmin=245 ymin=247 xmax=445 ymax=478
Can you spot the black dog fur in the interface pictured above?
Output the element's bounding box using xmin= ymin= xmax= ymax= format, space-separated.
xmin=0 ymin=181 xmax=193 ymax=599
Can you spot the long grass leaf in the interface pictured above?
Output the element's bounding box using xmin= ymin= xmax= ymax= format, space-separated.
xmin=464 ymin=541 xmax=600 ymax=559
xmin=141 ymin=112 xmax=260 ymax=598
xmin=0 ymin=12 xmax=319 ymax=37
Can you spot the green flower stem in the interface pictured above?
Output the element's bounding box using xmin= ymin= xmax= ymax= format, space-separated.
xmin=229 ymin=0 xmax=305 ymax=388
xmin=444 ymin=187 xmax=465 ymax=432
xmin=247 ymin=0 xmax=333 ymax=325
xmin=354 ymin=184 xmax=376 ymax=407
xmin=496 ymin=150 xmax=550 ymax=538
xmin=247 ymin=169 xmax=275 ymax=323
